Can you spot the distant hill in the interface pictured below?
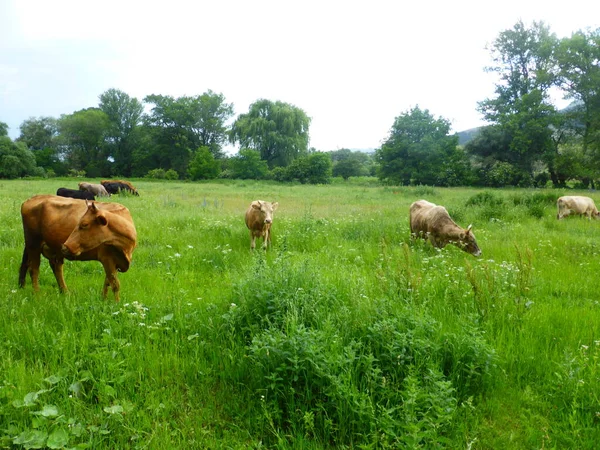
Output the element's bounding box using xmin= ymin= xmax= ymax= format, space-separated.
xmin=456 ymin=127 xmax=483 ymax=146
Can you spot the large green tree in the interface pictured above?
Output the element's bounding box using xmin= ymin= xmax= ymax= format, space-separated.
xmin=478 ymin=21 xmax=559 ymax=178
xmin=99 ymin=88 xmax=144 ymax=176
xmin=229 ymin=99 xmax=311 ymax=168
xmin=58 ymin=108 xmax=111 ymax=176
xmin=555 ymin=28 xmax=600 ymax=179
xmin=0 ymin=121 xmax=9 ymax=137
xmin=376 ymin=106 xmax=465 ymax=186
xmin=0 ymin=136 xmax=40 ymax=178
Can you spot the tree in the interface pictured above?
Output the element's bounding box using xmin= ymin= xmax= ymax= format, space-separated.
xmin=0 ymin=121 xmax=8 ymax=137
xmin=284 ymin=152 xmax=332 ymax=184
xmin=58 ymin=108 xmax=111 ymax=176
xmin=229 ymin=149 xmax=269 ymax=179
xmin=188 ymin=146 xmax=220 ymax=180
xmin=330 ymin=149 xmax=372 ymax=180
xmin=376 ymin=106 xmax=461 ymax=185
xmin=478 ymin=21 xmax=559 ymax=178
xmin=99 ymin=88 xmax=144 ymax=176
xmin=229 ymin=99 xmax=311 ymax=168
xmin=17 ymin=117 xmax=59 ymax=150
xmin=143 ymin=91 xmax=233 ymax=166
xmin=0 ymin=136 xmax=40 ymax=178
xmin=555 ymin=28 xmax=600 ymax=178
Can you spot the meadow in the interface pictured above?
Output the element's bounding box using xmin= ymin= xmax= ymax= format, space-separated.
xmin=1 ymin=178 xmax=599 ymax=449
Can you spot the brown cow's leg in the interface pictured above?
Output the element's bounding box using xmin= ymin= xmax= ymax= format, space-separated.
xmin=49 ymin=258 xmax=67 ymax=293
xmin=250 ymin=232 xmax=256 ymax=250
xmin=28 ymin=250 xmax=42 ymax=292
xmin=102 ymin=261 xmax=120 ymax=301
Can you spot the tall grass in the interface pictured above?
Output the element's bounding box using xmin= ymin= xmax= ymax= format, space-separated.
xmin=1 ymin=180 xmax=599 ymax=448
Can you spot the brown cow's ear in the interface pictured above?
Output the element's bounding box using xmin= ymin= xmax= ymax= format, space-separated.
xmin=252 ymin=201 xmax=261 ymax=210
xmin=97 ymin=214 xmax=108 ymax=226
xmin=459 ymin=232 xmax=466 ymax=240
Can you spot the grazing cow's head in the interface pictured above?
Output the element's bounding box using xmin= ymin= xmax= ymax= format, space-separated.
xmin=458 ymin=224 xmax=482 ymax=257
xmin=62 ymin=201 xmax=110 ymax=257
xmin=252 ymin=200 xmax=279 ymax=224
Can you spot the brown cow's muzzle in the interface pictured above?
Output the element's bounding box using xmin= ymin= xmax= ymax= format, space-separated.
xmin=62 ymin=244 xmax=80 ymax=257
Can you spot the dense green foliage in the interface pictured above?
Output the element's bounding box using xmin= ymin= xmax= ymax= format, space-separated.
xmin=1 ymin=180 xmax=599 ymax=448
xmin=229 ymin=99 xmax=311 ymax=168
xmin=1 ymin=23 xmax=599 ymax=187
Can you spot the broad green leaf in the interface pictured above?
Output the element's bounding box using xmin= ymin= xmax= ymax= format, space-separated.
xmin=34 ymin=404 xmax=59 ymax=417
xmin=13 ymin=430 xmax=48 ymax=449
xmin=103 ymin=404 xmax=124 ymax=414
xmin=44 ymin=375 xmax=63 ymax=385
xmin=46 ymin=428 xmax=69 ymax=449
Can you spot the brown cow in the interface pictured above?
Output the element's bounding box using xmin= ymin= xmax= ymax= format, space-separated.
xmin=410 ymin=199 xmax=481 ymax=257
xmin=245 ymin=200 xmax=279 ymax=250
xmin=79 ymin=182 xmax=110 ymax=197
xmin=556 ymin=196 xmax=600 ymax=220
xmin=19 ymin=195 xmax=137 ymax=301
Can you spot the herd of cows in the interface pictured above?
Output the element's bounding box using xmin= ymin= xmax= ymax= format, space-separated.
xmin=15 ymin=180 xmax=600 ymax=302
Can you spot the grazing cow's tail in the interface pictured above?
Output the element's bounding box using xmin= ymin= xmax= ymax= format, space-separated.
xmin=18 ymin=247 xmax=29 ymax=288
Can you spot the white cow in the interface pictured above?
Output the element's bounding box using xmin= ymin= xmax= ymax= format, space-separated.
xmin=556 ymin=196 xmax=600 ymax=220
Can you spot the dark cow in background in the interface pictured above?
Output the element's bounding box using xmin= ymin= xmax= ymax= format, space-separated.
xmin=410 ymin=199 xmax=481 ymax=257
xmin=245 ymin=200 xmax=279 ymax=250
xmin=101 ymin=180 xmax=139 ymax=196
xmin=19 ymin=195 xmax=137 ymax=301
xmin=57 ymin=187 xmax=95 ymax=200
xmin=79 ymin=182 xmax=110 ymax=197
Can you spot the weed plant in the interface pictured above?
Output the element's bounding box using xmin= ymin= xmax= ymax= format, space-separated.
xmin=1 ymin=180 xmax=599 ymax=448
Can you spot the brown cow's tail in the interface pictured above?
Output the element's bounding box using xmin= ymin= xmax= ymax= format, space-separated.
xmin=18 ymin=247 xmax=29 ymax=288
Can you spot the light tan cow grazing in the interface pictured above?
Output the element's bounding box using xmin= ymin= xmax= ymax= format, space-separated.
xmin=245 ymin=200 xmax=279 ymax=250
xmin=79 ymin=182 xmax=110 ymax=197
xmin=19 ymin=195 xmax=137 ymax=301
xmin=556 ymin=196 xmax=600 ymax=220
xmin=410 ymin=199 xmax=481 ymax=257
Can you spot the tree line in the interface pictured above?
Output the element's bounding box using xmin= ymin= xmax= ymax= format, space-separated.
xmin=1 ymin=21 xmax=599 ymax=187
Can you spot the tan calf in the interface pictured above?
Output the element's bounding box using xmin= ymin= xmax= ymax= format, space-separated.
xmin=556 ymin=196 xmax=600 ymax=220
xmin=245 ymin=200 xmax=279 ymax=250
xmin=410 ymin=199 xmax=481 ymax=257
xmin=79 ymin=182 xmax=110 ymax=197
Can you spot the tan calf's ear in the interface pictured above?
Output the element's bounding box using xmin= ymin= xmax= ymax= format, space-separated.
xmin=251 ymin=201 xmax=261 ymax=209
xmin=272 ymin=202 xmax=279 ymax=210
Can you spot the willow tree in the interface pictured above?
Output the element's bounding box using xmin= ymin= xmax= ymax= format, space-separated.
xmin=229 ymin=99 xmax=311 ymax=168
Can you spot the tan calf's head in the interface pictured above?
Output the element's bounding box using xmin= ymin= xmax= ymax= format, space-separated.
xmin=252 ymin=200 xmax=279 ymax=224
xmin=458 ymin=225 xmax=482 ymax=257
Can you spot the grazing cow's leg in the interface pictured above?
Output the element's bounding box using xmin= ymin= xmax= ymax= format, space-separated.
xmin=28 ymin=250 xmax=42 ymax=292
xmin=101 ymin=261 xmax=120 ymax=301
xmin=250 ymin=232 xmax=256 ymax=250
xmin=19 ymin=248 xmax=30 ymax=288
xmin=49 ymin=258 xmax=68 ymax=293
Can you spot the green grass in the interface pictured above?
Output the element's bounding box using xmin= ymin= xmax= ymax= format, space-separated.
xmin=1 ymin=179 xmax=600 ymax=448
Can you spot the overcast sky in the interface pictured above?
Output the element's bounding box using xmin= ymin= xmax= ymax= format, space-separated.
xmin=1 ymin=0 xmax=598 ymax=151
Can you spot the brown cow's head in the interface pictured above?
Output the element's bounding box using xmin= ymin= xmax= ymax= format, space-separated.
xmin=62 ymin=201 xmax=110 ymax=257
xmin=252 ymin=200 xmax=279 ymax=224
xmin=458 ymin=224 xmax=482 ymax=257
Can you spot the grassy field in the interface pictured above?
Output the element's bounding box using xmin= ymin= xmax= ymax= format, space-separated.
xmin=1 ymin=178 xmax=599 ymax=449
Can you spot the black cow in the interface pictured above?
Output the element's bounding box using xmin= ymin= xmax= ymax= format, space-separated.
xmin=56 ymin=188 xmax=95 ymax=200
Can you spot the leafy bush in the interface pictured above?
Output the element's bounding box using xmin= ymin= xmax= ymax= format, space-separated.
xmin=187 ymin=146 xmax=220 ymax=180
xmin=146 ymin=168 xmax=166 ymax=179
xmin=228 ymin=149 xmax=268 ymax=179
xmin=165 ymin=169 xmax=179 ymax=180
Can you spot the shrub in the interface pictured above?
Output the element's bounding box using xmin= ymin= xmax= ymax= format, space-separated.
xmin=146 ymin=168 xmax=166 ymax=179
xmin=465 ymin=191 xmax=504 ymax=208
xmin=165 ymin=169 xmax=179 ymax=180
xmin=187 ymin=146 xmax=220 ymax=180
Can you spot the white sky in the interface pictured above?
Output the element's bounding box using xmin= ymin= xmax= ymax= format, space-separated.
xmin=1 ymin=0 xmax=598 ymax=151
